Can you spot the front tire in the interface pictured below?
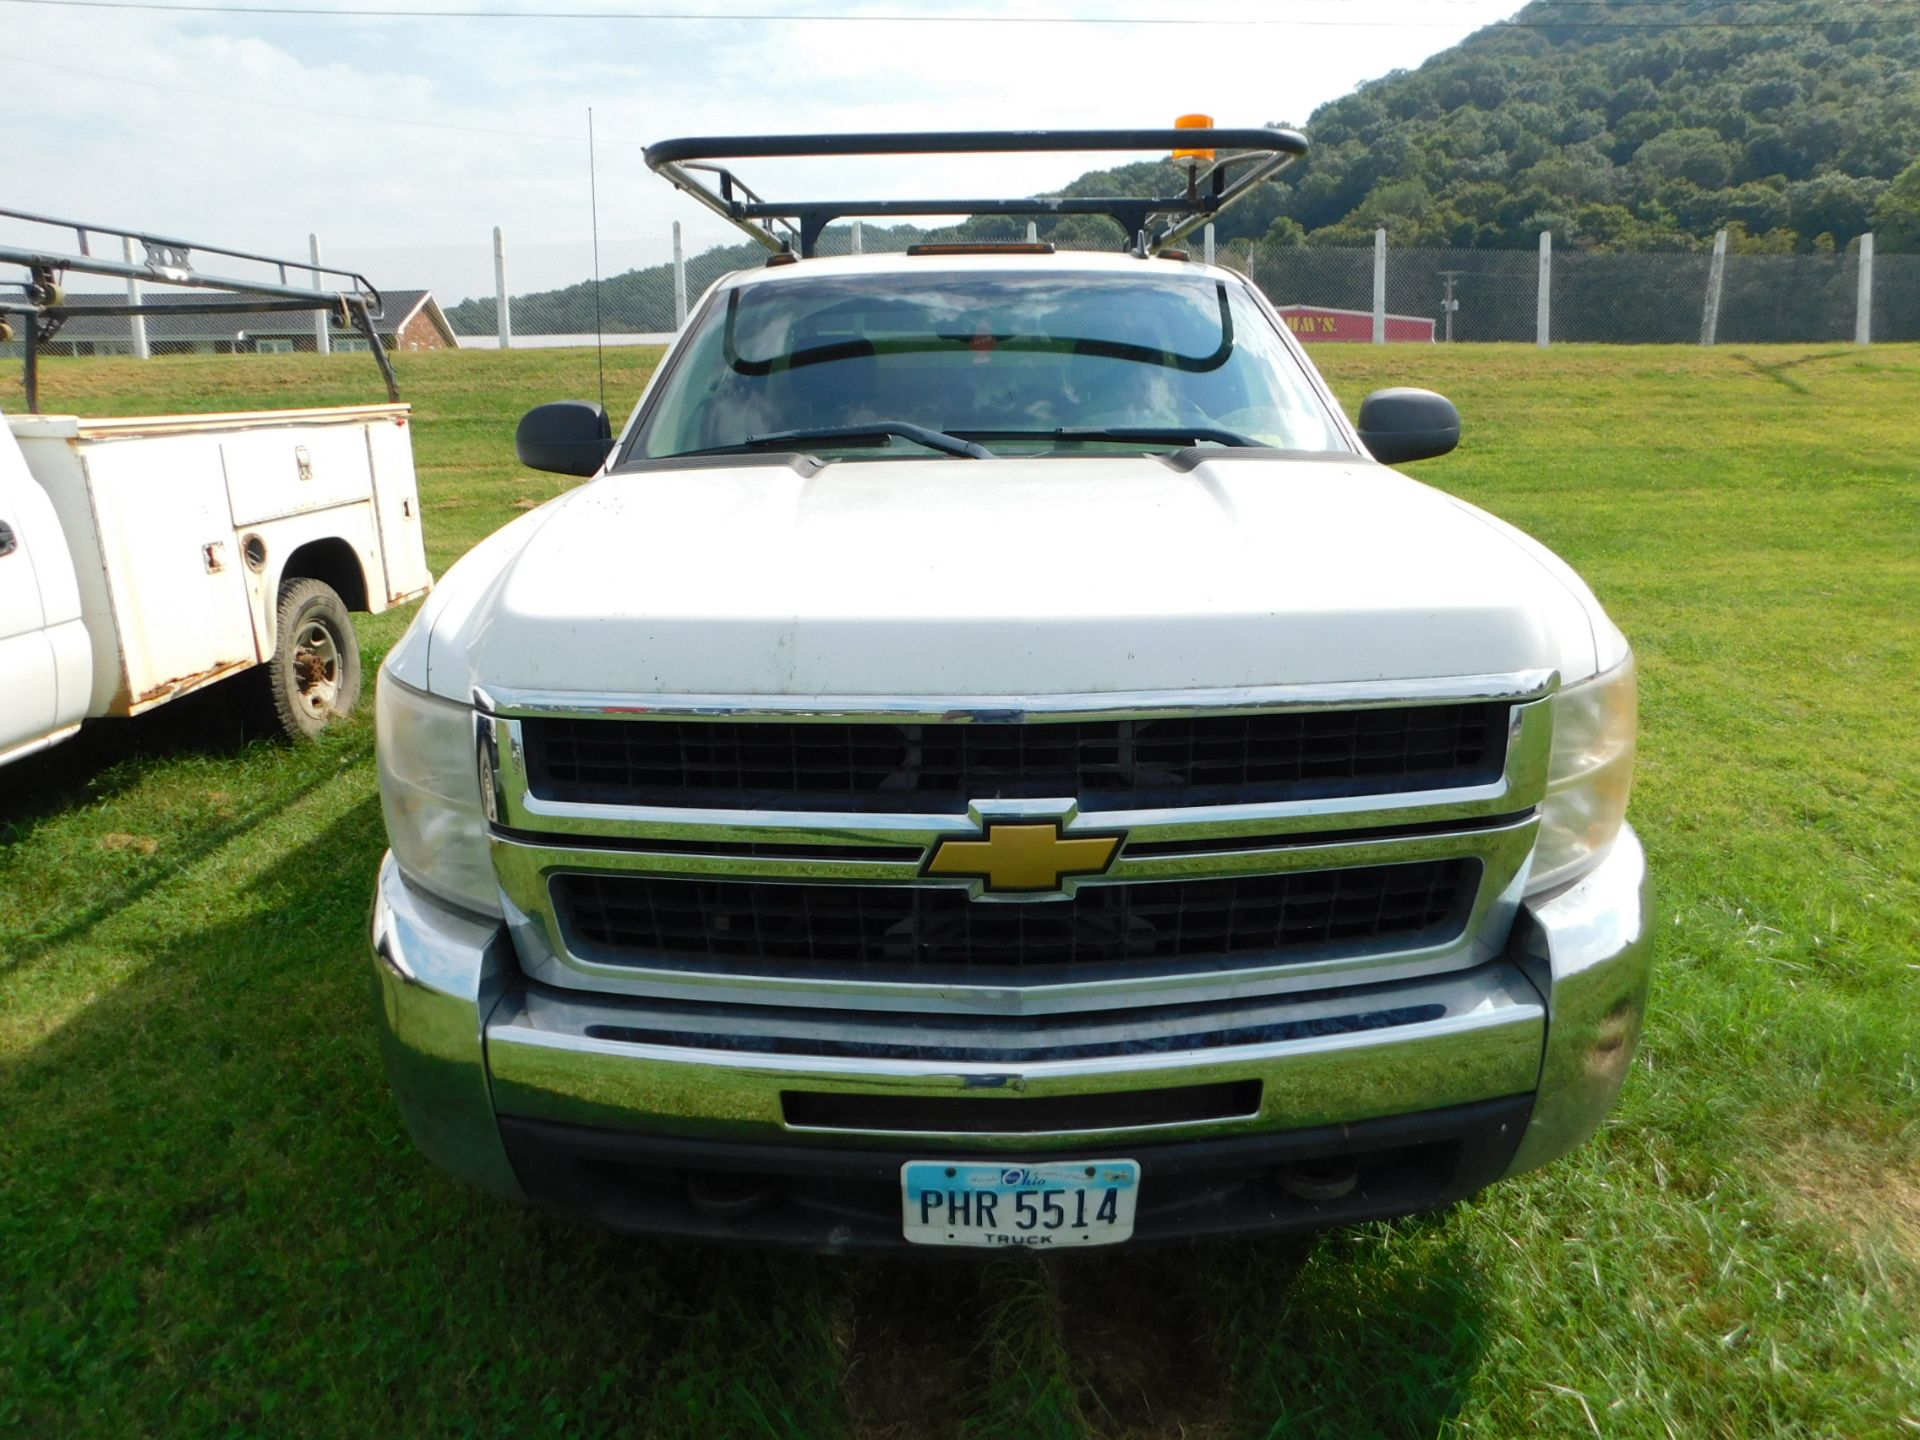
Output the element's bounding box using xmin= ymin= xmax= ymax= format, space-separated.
xmin=266 ymin=578 xmax=362 ymax=740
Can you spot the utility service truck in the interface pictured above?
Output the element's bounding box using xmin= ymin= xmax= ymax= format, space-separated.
xmin=0 ymin=212 xmax=430 ymax=767
xmin=369 ymin=126 xmax=1650 ymax=1251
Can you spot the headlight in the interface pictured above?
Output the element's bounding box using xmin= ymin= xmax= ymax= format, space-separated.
xmin=375 ymin=668 xmax=500 ymax=917
xmin=1529 ymin=656 xmax=1637 ymax=896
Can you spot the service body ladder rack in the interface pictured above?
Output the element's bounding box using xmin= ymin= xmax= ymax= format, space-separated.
xmin=0 ymin=207 xmax=397 ymax=411
xmin=643 ymin=127 xmax=1309 ymax=260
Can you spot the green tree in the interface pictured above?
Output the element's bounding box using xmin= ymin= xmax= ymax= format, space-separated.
xmin=1871 ymin=158 xmax=1920 ymax=252
xmin=1262 ymin=217 xmax=1308 ymax=248
xmin=1788 ymin=173 xmax=1885 ymax=246
xmin=1633 ymin=128 xmax=1736 ymax=189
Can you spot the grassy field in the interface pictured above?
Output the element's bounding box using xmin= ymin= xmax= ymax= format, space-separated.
xmin=2 ymin=341 xmax=1917 ymax=1438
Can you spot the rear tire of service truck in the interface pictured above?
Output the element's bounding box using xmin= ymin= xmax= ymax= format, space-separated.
xmin=265 ymin=578 xmax=362 ymax=741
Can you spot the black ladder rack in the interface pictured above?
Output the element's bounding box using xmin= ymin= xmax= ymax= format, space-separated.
xmin=643 ymin=127 xmax=1309 ymax=260
xmin=0 ymin=207 xmax=398 ymax=412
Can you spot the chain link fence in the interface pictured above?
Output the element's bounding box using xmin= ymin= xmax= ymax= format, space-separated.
xmin=1237 ymin=243 xmax=1904 ymax=345
xmin=451 ymin=224 xmax=1917 ymax=348
xmin=8 ymin=224 xmax=1916 ymax=360
xmin=1875 ymin=254 xmax=1920 ymax=344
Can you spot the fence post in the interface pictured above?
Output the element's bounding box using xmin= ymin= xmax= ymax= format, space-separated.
xmin=1372 ymin=228 xmax=1387 ymax=344
xmin=1855 ymin=232 xmax=1874 ymax=345
xmin=1204 ymin=223 xmax=1215 ymax=265
xmin=492 ymin=226 xmax=511 ymax=349
xmin=1536 ymin=231 xmax=1552 ymax=348
xmin=1700 ymin=228 xmax=1728 ymax=346
xmin=309 ymin=234 xmax=330 ymax=356
xmin=122 ymin=236 xmax=150 ymax=361
xmin=672 ymin=221 xmax=688 ymax=329
xmin=851 ymin=220 xmax=863 ymax=255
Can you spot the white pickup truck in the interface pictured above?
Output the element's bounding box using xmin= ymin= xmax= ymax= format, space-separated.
xmin=0 ymin=213 xmax=430 ymax=766
xmin=370 ymin=128 xmax=1649 ymax=1251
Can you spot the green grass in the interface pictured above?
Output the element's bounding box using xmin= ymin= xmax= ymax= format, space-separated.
xmin=3 ymin=343 xmax=1918 ymax=1438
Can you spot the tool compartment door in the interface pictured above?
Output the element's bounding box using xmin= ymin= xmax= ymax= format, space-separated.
xmin=364 ymin=413 xmax=432 ymax=601
xmin=80 ymin=435 xmax=259 ymax=713
xmin=222 ymin=423 xmax=373 ymax=526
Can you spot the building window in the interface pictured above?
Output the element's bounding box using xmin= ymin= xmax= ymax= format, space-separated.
xmin=256 ymin=337 xmax=296 ymax=354
xmin=334 ymin=336 xmax=371 ymax=353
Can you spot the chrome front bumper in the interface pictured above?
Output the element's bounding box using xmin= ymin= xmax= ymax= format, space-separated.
xmin=369 ymin=829 xmax=1651 ymax=1209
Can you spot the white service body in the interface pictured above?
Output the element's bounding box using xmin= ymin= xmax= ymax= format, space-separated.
xmin=0 ymin=403 xmax=431 ymax=766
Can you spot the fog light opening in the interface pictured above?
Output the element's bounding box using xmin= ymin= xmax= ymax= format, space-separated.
xmin=685 ymin=1170 xmax=771 ymax=1219
xmin=1275 ymin=1155 xmax=1359 ymax=1202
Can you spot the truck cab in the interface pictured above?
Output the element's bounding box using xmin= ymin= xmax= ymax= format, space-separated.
xmin=370 ymin=129 xmax=1650 ymax=1250
xmin=0 ymin=416 xmax=90 ymax=764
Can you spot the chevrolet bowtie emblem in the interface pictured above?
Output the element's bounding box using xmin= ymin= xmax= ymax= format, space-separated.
xmin=925 ymin=821 xmax=1122 ymax=896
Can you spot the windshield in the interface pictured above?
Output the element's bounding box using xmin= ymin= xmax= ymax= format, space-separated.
xmin=626 ymin=269 xmax=1353 ymax=462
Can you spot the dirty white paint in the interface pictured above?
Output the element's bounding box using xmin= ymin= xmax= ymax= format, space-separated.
xmin=1 ymin=403 xmax=432 ymax=759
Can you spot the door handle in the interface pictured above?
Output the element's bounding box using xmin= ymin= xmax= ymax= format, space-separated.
xmin=0 ymin=520 xmax=15 ymax=557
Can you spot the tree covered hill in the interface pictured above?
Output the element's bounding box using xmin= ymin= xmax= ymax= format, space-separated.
xmin=449 ymin=0 xmax=1920 ymax=332
xmin=1269 ymin=0 xmax=1920 ymax=253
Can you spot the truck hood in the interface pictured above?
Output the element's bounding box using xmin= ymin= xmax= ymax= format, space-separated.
xmin=409 ymin=454 xmax=1607 ymax=702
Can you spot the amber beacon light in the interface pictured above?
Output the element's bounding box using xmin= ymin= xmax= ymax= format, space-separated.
xmin=1173 ymin=113 xmax=1217 ymax=162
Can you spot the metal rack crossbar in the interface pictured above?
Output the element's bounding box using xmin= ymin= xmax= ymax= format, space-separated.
xmin=643 ymin=128 xmax=1309 ymax=260
xmin=0 ymin=206 xmax=398 ymax=411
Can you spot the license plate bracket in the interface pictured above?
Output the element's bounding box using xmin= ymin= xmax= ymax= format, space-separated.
xmin=901 ymin=1158 xmax=1140 ymax=1248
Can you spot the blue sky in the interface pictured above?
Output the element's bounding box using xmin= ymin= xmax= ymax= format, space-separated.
xmin=1 ymin=0 xmax=1521 ymax=305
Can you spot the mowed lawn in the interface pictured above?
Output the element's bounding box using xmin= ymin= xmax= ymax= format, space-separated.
xmin=2 ymin=342 xmax=1916 ymax=1439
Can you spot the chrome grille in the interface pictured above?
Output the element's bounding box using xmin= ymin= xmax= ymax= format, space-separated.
xmin=521 ymin=702 xmax=1510 ymax=812
xmin=481 ymin=673 xmax=1557 ymax=1010
xmin=555 ymin=860 xmax=1478 ymax=976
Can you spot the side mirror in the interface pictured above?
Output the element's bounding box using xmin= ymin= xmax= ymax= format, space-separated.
xmin=1356 ymin=388 xmax=1460 ymax=466
xmin=516 ymin=400 xmax=613 ymax=477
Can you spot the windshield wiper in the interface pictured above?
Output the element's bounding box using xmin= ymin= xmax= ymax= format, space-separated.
xmin=676 ymin=421 xmax=994 ymax=460
xmin=954 ymin=425 xmax=1267 ymax=450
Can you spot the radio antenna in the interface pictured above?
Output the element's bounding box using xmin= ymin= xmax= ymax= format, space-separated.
xmin=587 ymin=106 xmax=606 ymax=415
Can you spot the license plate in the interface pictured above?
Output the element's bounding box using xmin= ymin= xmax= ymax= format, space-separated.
xmin=901 ymin=1159 xmax=1140 ymax=1248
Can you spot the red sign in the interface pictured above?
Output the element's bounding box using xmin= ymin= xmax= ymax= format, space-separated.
xmin=1274 ymin=305 xmax=1435 ymax=344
